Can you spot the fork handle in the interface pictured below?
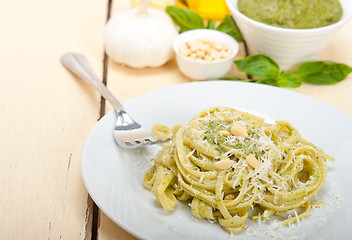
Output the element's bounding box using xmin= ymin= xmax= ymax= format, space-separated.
xmin=61 ymin=52 xmax=124 ymax=112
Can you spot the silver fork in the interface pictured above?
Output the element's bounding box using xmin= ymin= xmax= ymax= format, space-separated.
xmin=61 ymin=52 xmax=170 ymax=149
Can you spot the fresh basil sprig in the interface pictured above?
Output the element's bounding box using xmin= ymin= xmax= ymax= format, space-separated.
xmin=165 ymin=6 xmax=204 ymax=33
xmin=165 ymin=6 xmax=243 ymax=42
xmin=223 ymin=55 xmax=352 ymax=88
xmin=296 ymin=61 xmax=352 ymax=85
xmin=234 ymin=55 xmax=280 ymax=79
xmin=215 ymin=15 xmax=243 ymax=42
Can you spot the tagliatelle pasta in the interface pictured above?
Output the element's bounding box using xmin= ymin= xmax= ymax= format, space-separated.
xmin=143 ymin=107 xmax=333 ymax=234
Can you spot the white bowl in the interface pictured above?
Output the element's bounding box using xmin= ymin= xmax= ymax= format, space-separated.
xmin=173 ymin=29 xmax=239 ymax=80
xmin=226 ymin=0 xmax=352 ymax=71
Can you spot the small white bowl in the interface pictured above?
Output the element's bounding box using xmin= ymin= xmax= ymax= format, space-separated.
xmin=173 ymin=29 xmax=239 ymax=80
xmin=226 ymin=0 xmax=352 ymax=71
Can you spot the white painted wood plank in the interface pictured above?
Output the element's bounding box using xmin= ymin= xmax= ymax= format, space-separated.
xmin=0 ymin=0 xmax=108 ymax=239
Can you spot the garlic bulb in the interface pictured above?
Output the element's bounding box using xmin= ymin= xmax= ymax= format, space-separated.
xmin=104 ymin=0 xmax=178 ymax=68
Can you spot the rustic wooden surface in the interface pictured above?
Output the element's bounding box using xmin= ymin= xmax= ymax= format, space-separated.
xmin=1 ymin=0 xmax=351 ymax=240
xmin=0 ymin=0 xmax=107 ymax=239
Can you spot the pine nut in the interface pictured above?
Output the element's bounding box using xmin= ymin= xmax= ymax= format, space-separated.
xmin=214 ymin=159 xmax=232 ymax=170
xmin=217 ymin=130 xmax=230 ymax=137
xmin=213 ymin=42 xmax=224 ymax=51
xmin=230 ymin=123 xmax=248 ymax=138
xmin=210 ymin=49 xmax=221 ymax=58
xmin=246 ymin=154 xmax=261 ymax=170
xmin=224 ymin=194 xmax=235 ymax=200
xmin=196 ymin=50 xmax=205 ymax=57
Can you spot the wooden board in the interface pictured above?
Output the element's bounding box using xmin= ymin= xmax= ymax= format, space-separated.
xmin=0 ymin=0 xmax=108 ymax=239
xmin=1 ymin=0 xmax=351 ymax=239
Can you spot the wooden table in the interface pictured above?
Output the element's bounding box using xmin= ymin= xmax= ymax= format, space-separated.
xmin=1 ymin=0 xmax=351 ymax=239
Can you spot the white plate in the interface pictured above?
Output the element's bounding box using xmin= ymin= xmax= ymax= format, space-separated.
xmin=81 ymin=81 xmax=352 ymax=240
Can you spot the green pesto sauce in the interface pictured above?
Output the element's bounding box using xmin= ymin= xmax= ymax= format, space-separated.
xmin=237 ymin=0 xmax=343 ymax=29
xmin=204 ymin=120 xmax=261 ymax=158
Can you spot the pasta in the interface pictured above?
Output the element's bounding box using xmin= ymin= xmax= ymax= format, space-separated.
xmin=143 ymin=107 xmax=333 ymax=234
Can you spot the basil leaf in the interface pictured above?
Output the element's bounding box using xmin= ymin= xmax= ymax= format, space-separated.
xmin=276 ymin=73 xmax=302 ymax=88
xmin=297 ymin=61 xmax=352 ymax=85
xmin=165 ymin=6 xmax=205 ymax=33
xmin=235 ymin=55 xmax=280 ymax=79
xmin=256 ymin=78 xmax=278 ymax=86
xmin=207 ymin=20 xmax=216 ymax=29
xmin=216 ymin=15 xmax=243 ymax=42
